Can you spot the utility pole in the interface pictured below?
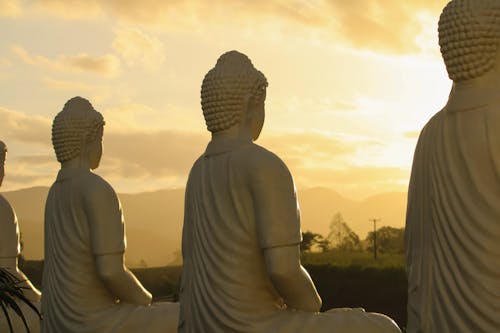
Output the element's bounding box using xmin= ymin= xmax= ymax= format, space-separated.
xmin=369 ymin=218 xmax=380 ymax=260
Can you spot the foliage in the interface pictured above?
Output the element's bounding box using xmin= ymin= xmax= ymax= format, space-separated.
xmin=301 ymin=231 xmax=331 ymax=253
xmin=301 ymin=249 xmax=405 ymax=268
xmin=315 ymin=236 xmax=331 ymax=253
xmin=0 ymin=268 xmax=41 ymax=333
xmin=327 ymin=212 xmax=361 ymax=251
xmin=300 ymin=231 xmax=321 ymax=252
xmin=365 ymin=226 xmax=405 ymax=254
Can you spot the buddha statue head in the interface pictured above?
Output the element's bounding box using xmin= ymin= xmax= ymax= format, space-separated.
xmin=201 ymin=50 xmax=268 ymax=140
xmin=439 ymin=0 xmax=500 ymax=82
xmin=0 ymin=140 xmax=6 ymax=187
xmin=52 ymin=97 xmax=105 ymax=170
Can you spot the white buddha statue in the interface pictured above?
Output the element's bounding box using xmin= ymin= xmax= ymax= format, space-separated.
xmin=406 ymin=1 xmax=500 ymax=332
xmin=179 ymin=51 xmax=401 ymax=333
xmin=0 ymin=140 xmax=41 ymax=333
xmin=41 ymin=97 xmax=179 ymax=333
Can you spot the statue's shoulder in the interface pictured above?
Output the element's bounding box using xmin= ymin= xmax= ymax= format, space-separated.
xmin=238 ymin=143 xmax=292 ymax=178
xmin=79 ymin=172 xmax=119 ymax=203
xmin=416 ymin=110 xmax=445 ymax=142
xmin=245 ymin=143 xmax=285 ymax=162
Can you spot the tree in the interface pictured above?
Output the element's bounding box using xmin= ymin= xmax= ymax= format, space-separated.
xmin=315 ymin=236 xmax=331 ymax=252
xmin=365 ymin=226 xmax=404 ymax=254
xmin=300 ymin=231 xmax=322 ymax=253
xmin=327 ymin=212 xmax=361 ymax=251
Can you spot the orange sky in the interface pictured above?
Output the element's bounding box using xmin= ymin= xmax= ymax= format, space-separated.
xmin=0 ymin=0 xmax=451 ymax=199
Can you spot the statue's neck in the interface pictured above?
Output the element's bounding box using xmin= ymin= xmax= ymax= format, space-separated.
xmin=446 ymin=69 xmax=500 ymax=111
xmin=61 ymin=157 xmax=91 ymax=170
xmin=211 ymin=124 xmax=253 ymax=143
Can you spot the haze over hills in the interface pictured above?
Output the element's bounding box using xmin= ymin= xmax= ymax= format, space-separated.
xmin=3 ymin=186 xmax=407 ymax=267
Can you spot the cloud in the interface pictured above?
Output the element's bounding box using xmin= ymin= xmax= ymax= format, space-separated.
xmin=260 ymin=131 xmax=410 ymax=197
xmin=404 ymin=131 xmax=420 ymax=139
xmin=14 ymin=155 xmax=54 ymax=164
xmin=0 ymin=107 xmax=57 ymax=190
xmin=100 ymin=130 xmax=376 ymax=181
xmin=27 ymin=0 xmax=448 ymax=54
xmin=0 ymin=106 xmax=410 ymax=197
xmin=96 ymin=129 xmax=405 ymax=197
xmin=101 ymin=130 xmax=207 ymax=177
xmin=261 ymin=131 xmax=381 ymax=169
xmin=0 ymin=107 xmax=51 ymax=145
xmin=42 ymin=77 xmax=93 ymax=91
xmin=291 ymin=165 xmax=410 ymax=199
xmin=11 ymin=46 xmax=121 ymax=76
xmin=324 ymin=0 xmax=446 ymax=53
xmin=0 ymin=107 xmax=55 ymax=190
xmin=297 ymin=165 xmax=409 ymax=185
xmin=0 ymin=0 xmax=22 ymax=16
xmin=112 ymin=27 xmax=165 ymax=69
xmin=2 ymin=155 xmax=57 ymax=190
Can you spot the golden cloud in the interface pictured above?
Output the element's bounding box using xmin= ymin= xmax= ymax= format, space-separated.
xmin=404 ymin=131 xmax=421 ymax=139
xmin=101 ymin=130 xmax=207 ymax=178
xmin=42 ymin=77 xmax=93 ymax=91
xmin=0 ymin=107 xmax=51 ymax=145
xmin=0 ymin=105 xmax=410 ymax=196
xmin=0 ymin=0 xmax=22 ymax=17
xmin=11 ymin=46 xmax=121 ymax=76
xmin=325 ymin=0 xmax=447 ymax=53
xmin=112 ymin=27 xmax=166 ymax=70
xmin=261 ymin=131 xmax=381 ymax=169
xmin=29 ymin=0 xmax=449 ymax=53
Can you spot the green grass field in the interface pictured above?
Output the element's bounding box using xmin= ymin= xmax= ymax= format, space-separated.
xmin=301 ymin=249 xmax=405 ymax=268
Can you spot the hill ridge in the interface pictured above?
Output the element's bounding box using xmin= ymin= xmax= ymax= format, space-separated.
xmin=3 ymin=186 xmax=406 ymax=266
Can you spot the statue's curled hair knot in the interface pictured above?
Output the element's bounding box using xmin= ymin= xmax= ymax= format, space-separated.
xmin=439 ymin=0 xmax=500 ymax=81
xmin=52 ymin=97 xmax=105 ymax=163
xmin=201 ymin=51 xmax=268 ymax=132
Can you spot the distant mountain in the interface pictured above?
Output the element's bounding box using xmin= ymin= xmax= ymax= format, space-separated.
xmin=3 ymin=187 xmax=185 ymax=267
xmin=3 ymin=186 xmax=406 ymax=267
xmin=299 ymin=188 xmax=407 ymax=238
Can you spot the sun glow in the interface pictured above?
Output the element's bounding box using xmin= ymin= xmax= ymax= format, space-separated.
xmin=0 ymin=0 xmax=450 ymax=199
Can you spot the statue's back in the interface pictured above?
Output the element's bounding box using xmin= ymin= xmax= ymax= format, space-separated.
xmin=406 ymin=1 xmax=500 ymax=331
xmin=406 ymin=101 xmax=500 ymax=333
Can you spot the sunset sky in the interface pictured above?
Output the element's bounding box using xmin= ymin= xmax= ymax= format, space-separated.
xmin=0 ymin=0 xmax=451 ymax=200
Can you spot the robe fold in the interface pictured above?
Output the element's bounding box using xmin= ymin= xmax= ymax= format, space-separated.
xmin=42 ymin=168 xmax=178 ymax=333
xmin=180 ymin=139 xmax=400 ymax=333
xmin=406 ymin=105 xmax=500 ymax=332
xmin=0 ymin=194 xmax=40 ymax=333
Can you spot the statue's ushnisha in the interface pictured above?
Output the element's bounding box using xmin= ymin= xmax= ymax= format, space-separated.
xmin=0 ymin=140 xmax=41 ymax=333
xmin=179 ymin=51 xmax=401 ymax=333
xmin=42 ymin=97 xmax=179 ymax=333
xmin=406 ymin=0 xmax=500 ymax=332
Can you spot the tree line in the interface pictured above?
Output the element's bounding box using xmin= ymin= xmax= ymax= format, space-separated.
xmin=300 ymin=212 xmax=405 ymax=254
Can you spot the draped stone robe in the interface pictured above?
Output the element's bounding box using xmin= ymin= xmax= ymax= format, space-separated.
xmin=0 ymin=194 xmax=41 ymax=333
xmin=0 ymin=194 xmax=19 ymax=260
xmin=406 ymin=105 xmax=500 ymax=332
xmin=42 ymin=168 xmax=177 ymax=333
xmin=180 ymin=138 xmax=401 ymax=333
